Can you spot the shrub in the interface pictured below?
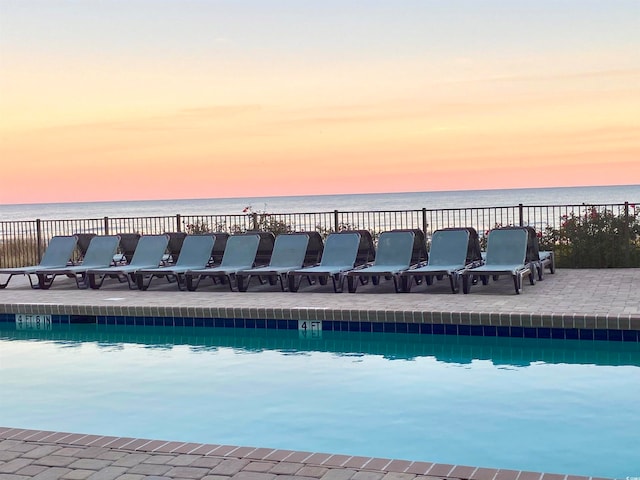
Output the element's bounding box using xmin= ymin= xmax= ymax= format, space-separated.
xmin=541 ymin=205 xmax=640 ymax=268
xmin=243 ymin=206 xmax=293 ymax=235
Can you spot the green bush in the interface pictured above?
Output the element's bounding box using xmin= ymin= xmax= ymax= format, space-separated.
xmin=540 ymin=205 xmax=640 ymax=268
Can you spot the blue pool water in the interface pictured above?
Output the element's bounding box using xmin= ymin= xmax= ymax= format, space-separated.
xmin=1 ymin=324 xmax=639 ymax=478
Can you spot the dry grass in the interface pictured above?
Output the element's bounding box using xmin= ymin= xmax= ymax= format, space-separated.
xmin=0 ymin=238 xmax=40 ymax=268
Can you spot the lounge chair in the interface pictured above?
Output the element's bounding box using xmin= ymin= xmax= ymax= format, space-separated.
xmin=519 ymin=226 xmax=555 ymax=279
xmin=400 ymin=228 xmax=483 ymax=293
xmin=112 ymin=233 xmax=141 ymax=265
xmin=0 ymin=235 xmax=78 ymax=289
xmin=87 ymin=234 xmax=170 ymax=289
xmin=72 ymin=233 xmax=97 ymax=264
xmin=246 ymin=231 xmax=276 ymax=266
xmin=287 ymin=232 xmax=361 ymax=293
xmin=163 ymin=231 xmax=187 ymax=265
xmin=236 ymin=233 xmax=310 ymax=292
xmin=392 ymin=228 xmax=429 ymax=265
xmin=134 ymin=234 xmax=215 ymax=290
xmin=185 ymin=233 xmax=261 ymax=291
xmin=210 ymin=232 xmax=229 ymax=266
xmin=303 ymin=231 xmax=324 ymax=266
xmin=341 ymin=229 xmax=375 ymax=266
xmin=36 ymin=235 xmax=121 ymax=289
xmin=479 ymin=226 xmax=555 ymax=280
xmin=461 ymin=228 xmax=535 ymax=294
xmin=346 ymin=231 xmax=416 ymax=293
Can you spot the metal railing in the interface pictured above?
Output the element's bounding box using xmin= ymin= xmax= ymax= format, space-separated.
xmin=1 ymin=201 xmax=638 ymax=268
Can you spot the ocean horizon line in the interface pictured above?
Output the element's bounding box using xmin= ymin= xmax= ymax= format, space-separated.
xmin=3 ymin=183 xmax=639 ymax=208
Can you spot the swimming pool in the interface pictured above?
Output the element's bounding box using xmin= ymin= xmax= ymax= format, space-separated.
xmin=1 ymin=323 xmax=639 ymax=478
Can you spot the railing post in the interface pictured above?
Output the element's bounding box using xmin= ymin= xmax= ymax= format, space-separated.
xmin=252 ymin=212 xmax=258 ymax=231
xmin=421 ymin=208 xmax=428 ymax=234
xmin=518 ymin=204 xmax=524 ymax=226
xmin=624 ymin=202 xmax=630 ymax=266
xmin=36 ymin=219 xmax=43 ymax=263
xmin=103 ymin=217 xmax=109 ymax=235
xmin=334 ymin=210 xmax=339 ymax=232
xmin=176 ymin=214 xmax=182 ymax=232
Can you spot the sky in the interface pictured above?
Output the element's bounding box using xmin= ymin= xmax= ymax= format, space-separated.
xmin=1 ymin=0 xmax=639 ymax=204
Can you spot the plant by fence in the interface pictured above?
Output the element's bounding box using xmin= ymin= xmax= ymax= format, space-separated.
xmin=1 ymin=202 xmax=638 ymax=268
xmin=539 ymin=204 xmax=640 ymax=268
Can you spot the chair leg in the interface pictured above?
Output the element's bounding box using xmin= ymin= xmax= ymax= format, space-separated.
xmin=75 ymin=273 xmax=89 ymax=289
xmin=400 ymin=275 xmax=412 ymax=293
xmin=347 ymin=276 xmax=358 ymax=293
xmin=186 ymin=274 xmax=200 ymax=291
xmin=288 ymin=274 xmax=300 ymax=292
xmin=462 ymin=274 xmax=471 ymax=294
xmin=88 ymin=274 xmax=104 ymax=289
xmin=332 ymin=273 xmax=344 ymax=293
xmin=278 ymin=274 xmax=287 ymax=292
xmin=27 ymin=274 xmax=41 ymax=289
xmin=512 ymin=274 xmax=522 ymax=294
xmin=237 ymin=274 xmax=249 ymax=292
xmin=449 ymin=273 xmax=460 ymax=293
xmin=37 ymin=273 xmax=54 ymax=290
xmin=392 ymin=275 xmax=402 ymax=293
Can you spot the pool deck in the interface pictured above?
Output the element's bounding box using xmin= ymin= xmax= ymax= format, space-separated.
xmin=1 ymin=268 xmax=639 ymax=480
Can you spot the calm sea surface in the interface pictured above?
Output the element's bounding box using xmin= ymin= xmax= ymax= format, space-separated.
xmin=1 ymin=185 xmax=638 ymax=221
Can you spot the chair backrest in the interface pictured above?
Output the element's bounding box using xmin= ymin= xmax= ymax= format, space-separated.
xmin=175 ymin=235 xmax=215 ymax=268
xmin=496 ymin=226 xmax=540 ymax=262
xmin=129 ymin=235 xmax=170 ymax=267
xmin=211 ymin=233 xmax=229 ymax=265
xmin=303 ymin=231 xmax=324 ymax=266
xmin=485 ymin=228 xmax=528 ymax=265
xmin=116 ymin=233 xmax=141 ymax=263
xmin=428 ymin=229 xmax=470 ymax=267
xmin=374 ymin=231 xmax=415 ymax=267
xmin=247 ymin=231 xmax=276 ymax=265
xmin=73 ymin=233 xmax=96 ymax=260
xmin=39 ymin=236 xmax=78 ymax=268
xmin=166 ymin=232 xmax=187 ymax=263
xmin=81 ymin=235 xmax=121 ymax=267
xmin=268 ymin=234 xmax=310 ymax=268
xmin=392 ymin=228 xmax=428 ymax=264
xmin=320 ymin=232 xmax=361 ymax=267
xmin=340 ymin=229 xmax=375 ymax=265
xmin=220 ymin=234 xmax=260 ymax=268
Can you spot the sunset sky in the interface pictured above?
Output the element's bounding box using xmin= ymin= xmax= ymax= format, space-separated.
xmin=1 ymin=0 xmax=639 ymax=204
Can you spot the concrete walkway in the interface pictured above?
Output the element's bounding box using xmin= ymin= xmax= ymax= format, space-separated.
xmin=0 ymin=428 xmax=602 ymax=480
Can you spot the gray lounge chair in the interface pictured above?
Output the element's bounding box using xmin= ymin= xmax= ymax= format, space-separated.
xmin=135 ymin=234 xmax=215 ymax=290
xmin=461 ymin=228 xmax=535 ymax=294
xmin=0 ymin=235 xmax=78 ymax=289
xmin=400 ymin=228 xmax=483 ymax=293
xmin=36 ymin=235 xmax=121 ymax=289
xmin=185 ymin=233 xmax=261 ymax=291
xmin=287 ymin=232 xmax=361 ymax=293
xmin=346 ymin=231 xmax=416 ymax=293
xmin=87 ymin=234 xmax=170 ymax=289
xmin=479 ymin=226 xmax=555 ymax=280
xmin=163 ymin=231 xmax=188 ymax=265
xmin=73 ymin=233 xmax=97 ymax=264
xmin=236 ymin=233 xmax=310 ymax=292
xmin=112 ymin=233 xmax=141 ymax=265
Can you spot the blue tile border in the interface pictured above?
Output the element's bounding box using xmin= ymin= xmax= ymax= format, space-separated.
xmin=0 ymin=312 xmax=639 ymax=342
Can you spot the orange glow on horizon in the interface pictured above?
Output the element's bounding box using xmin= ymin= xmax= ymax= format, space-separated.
xmin=1 ymin=2 xmax=639 ymax=204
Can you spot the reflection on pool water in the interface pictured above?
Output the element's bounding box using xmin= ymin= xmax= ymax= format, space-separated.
xmin=1 ymin=324 xmax=639 ymax=478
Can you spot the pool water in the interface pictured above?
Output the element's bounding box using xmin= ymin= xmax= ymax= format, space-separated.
xmin=1 ymin=324 xmax=639 ymax=478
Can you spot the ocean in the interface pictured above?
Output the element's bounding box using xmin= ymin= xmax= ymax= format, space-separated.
xmin=0 ymin=185 xmax=638 ymax=222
